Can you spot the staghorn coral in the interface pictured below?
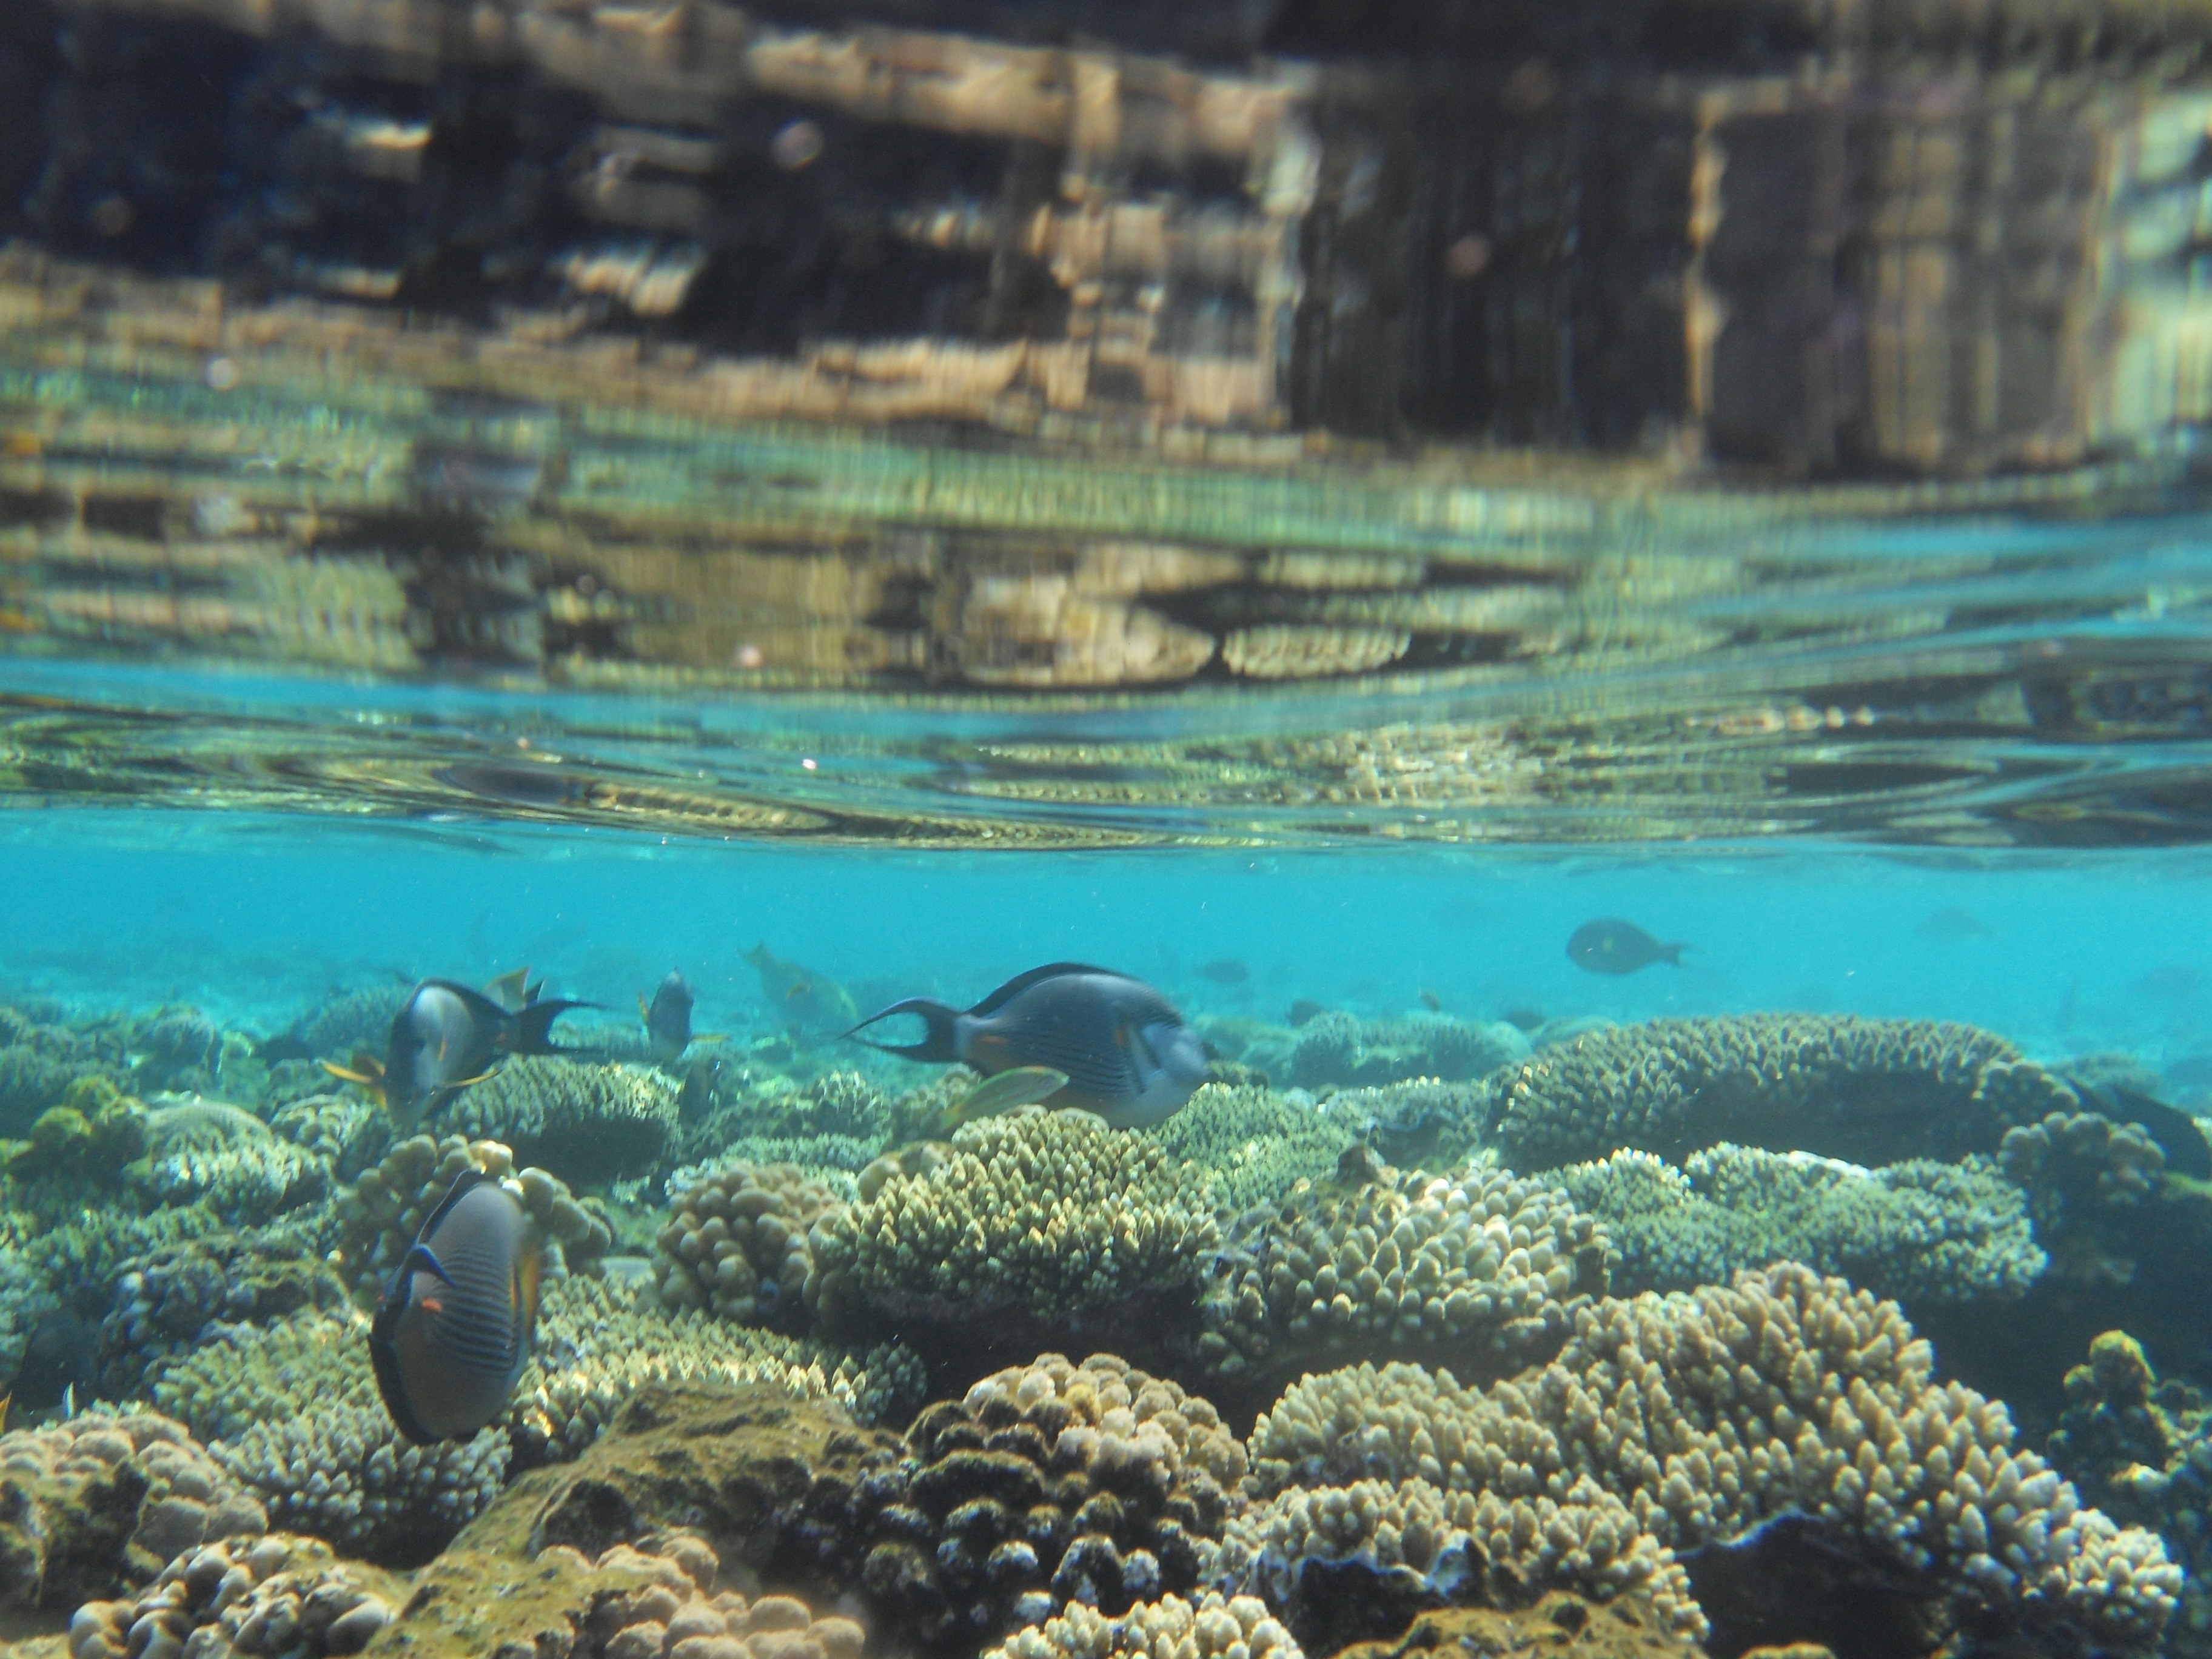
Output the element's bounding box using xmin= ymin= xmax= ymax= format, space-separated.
xmin=1292 ymin=1016 xmax=1527 ymax=1091
xmin=438 ymin=1057 xmax=681 ymax=1184
xmin=865 ymin=1353 xmax=1248 ymax=1651
xmin=149 ymin=1312 xmax=508 ymax=1564
xmin=1245 ymin=1266 xmax=2179 ymax=1646
xmin=1144 ymin=1084 xmax=1358 ymax=1219
xmin=1486 ymin=1015 xmax=2034 ymax=1171
xmin=1213 ymin=1474 xmax=1697 ymax=1647
xmin=1554 ymin=1145 xmax=2044 ymax=1305
xmin=511 ymin=1276 xmax=923 ymax=1465
xmin=1196 ymin=1157 xmax=1609 ymax=1386
xmin=810 ymin=1108 xmax=1217 ymax=1335
xmin=652 ymin=1162 xmax=846 ymax=1333
xmin=0 ymin=1411 xmax=266 ymax=1612
xmin=96 ymin=1228 xmax=352 ymax=1398
xmin=330 ymin=1133 xmax=611 ymax=1301
xmin=987 ymin=1592 xmax=1301 ymax=1659
xmin=67 ymin=1531 xmax=406 ymax=1659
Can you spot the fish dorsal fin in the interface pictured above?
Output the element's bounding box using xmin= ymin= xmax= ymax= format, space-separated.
xmin=967 ymin=962 xmax=1124 ymax=1017
xmin=420 ymin=979 xmax=518 ymax=1027
xmin=483 ymin=967 xmax=534 ymax=1013
xmin=414 ymin=1167 xmax=498 ymax=1247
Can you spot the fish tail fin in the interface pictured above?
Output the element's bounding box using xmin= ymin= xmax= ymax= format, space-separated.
xmin=637 ymin=993 xmax=652 ymax=1027
xmin=1662 ymin=942 xmax=1690 ymax=966
xmin=510 ymin=998 xmax=600 ymax=1054
xmin=843 ymin=997 xmax=962 ymax=1062
xmin=323 ymin=1053 xmax=388 ymax=1106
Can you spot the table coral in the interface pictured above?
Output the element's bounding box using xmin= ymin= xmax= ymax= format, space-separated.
xmin=0 ymin=1411 xmax=266 ymax=1612
xmin=1196 ymin=1157 xmax=1609 ymax=1389
xmin=149 ymin=1311 xmax=509 ymax=1563
xmin=1486 ymin=1015 xmax=2033 ymax=1170
xmin=1554 ymin=1145 xmax=2044 ymax=1305
xmin=809 ymin=1108 xmax=1216 ymax=1335
xmin=1242 ymin=1265 xmax=2179 ymax=1649
xmin=1292 ymin=1015 xmax=1526 ymax=1091
xmin=67 ymin=1531 xmax=406 ymax=1659
xmin=438 ymin=1057 xmax=681 ymax=1184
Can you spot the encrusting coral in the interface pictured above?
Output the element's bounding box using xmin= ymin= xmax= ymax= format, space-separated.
xmin=0 ymin=1410 xmax=267 ymax=1612
xmin=1554 ymin=1145 xmax=2045 ymax=1305
xmin=1239 ymin=1265 xmax=2179 ymax=1649
xmin=1486 ymin=1016 xmax=2040 ymax=1170
xmin=1196 ymin=1156 xmax=1609 ymax=1388
xmin=438 ymin=1057 xmax=682 ymax=1184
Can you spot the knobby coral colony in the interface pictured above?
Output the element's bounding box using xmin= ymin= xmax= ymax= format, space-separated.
xmin=1 ymin=1004 xmax=2209 ymax=1659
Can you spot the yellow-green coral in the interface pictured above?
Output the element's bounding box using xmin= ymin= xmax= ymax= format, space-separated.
xmin=1553 ymin=1144 xmax=2044 ymax=1304
xmin=1487 ymin=1015 xmax=2032 ymax=1170
xmin=1144 ymin=1084 xmax=1359 ymax=1218
xmin=989 ymin=1594 xmax=1301 ymax=1659
xmin=810 ymin=1107 xmax=1217 ymax=1329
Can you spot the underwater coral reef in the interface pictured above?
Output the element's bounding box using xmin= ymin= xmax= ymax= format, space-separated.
xmin=2 ymin=993 xmax=2210 ymax=1659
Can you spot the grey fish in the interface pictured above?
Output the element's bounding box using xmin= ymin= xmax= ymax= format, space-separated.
xmin=324 ymin=979 xmax=597 ymax=1128
xmin=1915 ymin=908 xmax=1995 ymax=941
xmin=845 ymin=962 xmax=1210 ymax=1130
xmin=1566 ymin=919 xmax=1687 ymax=976
xmin=743 ymin=943 xmax=860 ymax=1036
xmin=640 ymin=970 xmax=695 ymax=1064
xmin=1197 ymin=959 xmax=1250 ymax=985
xmin=368 ymin=1169 xmax=545 ymax=1444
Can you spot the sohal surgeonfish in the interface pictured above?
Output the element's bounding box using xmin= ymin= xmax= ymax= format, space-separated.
xmin=845 ymin=962 xmax=1209 ymax=1129
xmin=1566 ymin=919 xmax=1688 ymax=976
xmin=638 ymin=970 xmax=721 ymax=1065
xmin=324 ymin=979 xmax=596 ymax=1127
xmin=368 ymin=1168 xmax=545 ymax=1443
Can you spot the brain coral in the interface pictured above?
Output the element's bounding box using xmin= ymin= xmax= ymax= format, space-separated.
xmin=1553 ymin=1145 xmax=2045 ymax=1304
xmin=862 ymin=1353 xmax=1249 ymax=1652
xmin=652 ymin=1162 xmax=848 ymax=1332
xmin=1486 ymin=1015 xmax=2036 ymax=1170
xmin=809 ymin=1108 xmax=1217 ymax=1333
xmin=0 ymin=1410 xmax=267 ymax=1612
xmin=1197 ymin=1158 xmax=1609 ymax=1387
xmin=149 ymin=1311 xmax=509 ymax=1563
xmin=1244 ymin=1265 xmax=2179 ymax=1646
xmin=987 ymin=1592 xmax=1301 ymax=1659
xmin=68 ymin=1531 xmax=407 ymax=1659
xmin=510 ymin=1276 xmax=923 ymax=1465
xmin=437 ymin=1057 xmax=681 ymax=1182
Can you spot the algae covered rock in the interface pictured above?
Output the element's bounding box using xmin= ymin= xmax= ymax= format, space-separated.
xmin=0 ymin=1411 xmax=265 ymax=1612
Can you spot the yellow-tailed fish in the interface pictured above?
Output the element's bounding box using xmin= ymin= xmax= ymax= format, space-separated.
xmin=939 ymin=1065 xmax=1071 ymax=1127
xmin=322 ymin=978 xmax=597 ymax=1127
xmin=640 ymin=968 xmax=726 ymax=1065
xmin=846 ymin=962 xmax=1208 ymax=1130
xmin=368 ymin=1168 xmax=545 ymax=1444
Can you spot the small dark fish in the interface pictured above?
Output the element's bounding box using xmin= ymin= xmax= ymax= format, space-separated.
xmin=1915 ymin=908 xmax=1995 ymax=941
xmin=2133 ymin=965 xmax=2205 ymax=1000
xmin=1418 ymin=989 xmax=1443 ymax=1012
xmin=1198 ymin=959 xmax=1250 ymax=985
xmin=640 ymin=970 xmax=695 ymax=1065
xmin=1502 ymin=1006 xmax=1547 ymax=1033
xmin=324 ymin=979 xmax=597 ymax=1128
xmin=2072 ymin=1079 xmax=2212 ymax=1181
xmin=1567 ymin=919 xmax=1687 ymax=976
xmin=250 ymin=1033 xmax=317 ymax=1064
xmin=1287 ymin=999 xmax=1327 ymax=1028
xmin=369 ymin=1168 xmax=545 ymax=1443
xmin=12 ymin=1309 xmax=98 ymax=1415
xmin=846 ymin=962 xmax=1208 ymax=1129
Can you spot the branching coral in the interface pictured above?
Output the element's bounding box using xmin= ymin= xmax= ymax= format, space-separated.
xmin=1144 ymin=1085 xmax=1358 ymax=1219
xmin=987 ymin=1592 xmax=1301 ymax=1659
xmin=438 ymin=1057 xmax=681 ymax=1184
xmin=652 ymin=1162 xmax=846 ymax=1332
xmin=1292 ymin=1016 xmax=1526 ymax=1091
xmin=1555 ymin=1145 xmax=2044 ymax=1304
xmin=1196 ymin=1158 xmax=1609 ymax=1386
